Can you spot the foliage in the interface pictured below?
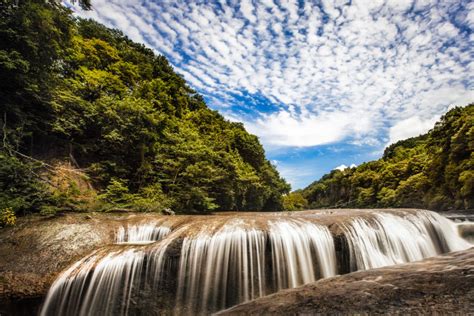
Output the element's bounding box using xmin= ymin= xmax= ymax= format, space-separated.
xmin=0 ymin=0 xmax=290 ymax=213
xmin=0 ymin=151 xmax=52 ymax=215
xmin=39 ymin=205 xmax=59 ymax=217
xmin=0 ymin=151 xmax=97 ymax=217
xmin=0 ymin=0 xmax=73 ymax=147
xmin=98 ymin=178 xmax=172 ymax=213
xmin=283 ymin=191 xmax=308 ymax=211
xmin=98 ymin=178 xmax=131 ymax=205
xmin=0 ymin=207 xmax=16 ymax=227
xmin=302 ymin=105 xmax=474 ymax=211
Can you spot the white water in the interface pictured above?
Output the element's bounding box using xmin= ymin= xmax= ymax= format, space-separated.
xmin=176 ymin=221 xmax=268 ymax=313
xmin=268 ymin=220 xmax=336 ymax=290
xmin=116 ymin=223 xmax=171 ymax=244
xmin=342 ymin=210 xmax=470 ymax=271
xmin=40 ymin=210 xmax=471 ymax=315
xmin=175 ymin=218 xmax=336 ymax=313
xmin=40 ymin=249 xmax=146 ymax=316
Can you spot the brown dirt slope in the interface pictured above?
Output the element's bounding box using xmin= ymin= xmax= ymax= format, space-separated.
xmin=218 ymin=247 xmax=474 ymax=315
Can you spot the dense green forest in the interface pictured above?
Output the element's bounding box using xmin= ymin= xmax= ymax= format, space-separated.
xmin=0 ymin=1 xmax=472 ymax=222
xmin=0 ymin=0 xmax=289 ymax=217
xmin=298 ymin=105 xmax=473 ymax=211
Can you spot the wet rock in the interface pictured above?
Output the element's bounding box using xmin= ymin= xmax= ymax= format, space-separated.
xmin=162 ymin=208 xmax=175 ymax=216
xmin=218 ymin=247 xmax=474 ymax=315
xmin=1 ymin=209 xmax=470 ymax=315
xmin=0 ymin=213 xmax=121 ymax=305
xmin=107 ymin=208 xmax=132 ymax=213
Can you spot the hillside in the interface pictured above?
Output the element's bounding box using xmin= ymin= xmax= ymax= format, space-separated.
xmin=0 ymin=0 xmax=289 ymax=217
xmin=300 ymin=105 xmax=473 ymax=211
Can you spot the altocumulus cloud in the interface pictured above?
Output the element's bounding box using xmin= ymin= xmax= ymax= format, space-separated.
xmin=70 ymin=0 xmax=473 ymax=149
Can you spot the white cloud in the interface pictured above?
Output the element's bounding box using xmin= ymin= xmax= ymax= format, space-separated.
xmin=245 ymin=110 xmax=353 ymax=147
xmin=334 ymin=164 xmax=348 ymax=171
xmin=68 ymin=0 xmax=474 ymax=149
xmin=334 ymin=163 xmax=357 ymax=171
xmin=387 ymin=115 xmax=438 ymax=145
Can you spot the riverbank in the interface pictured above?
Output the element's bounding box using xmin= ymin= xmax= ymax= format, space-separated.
xmin=219 ymin=247 xmax=474 ymax=315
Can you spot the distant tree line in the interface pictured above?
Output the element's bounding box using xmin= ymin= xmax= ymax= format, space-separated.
xmin=295 ymin=105 xmax=473 ymax=211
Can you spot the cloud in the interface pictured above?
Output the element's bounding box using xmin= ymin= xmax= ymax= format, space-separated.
xmin=334 ymin=163 xmax=357 ymax=171
xmin=245 ymin=110 xmax=355 ymax=147
xmin=68 ymin=0 xmax=474 ymax=149
xmin=272 ymin=162 xmax=317 ymax=190
xmin=334 ymin=164 xmax=348 ymax=171
xmin=387 ymin=115 xmax=439 ymax=145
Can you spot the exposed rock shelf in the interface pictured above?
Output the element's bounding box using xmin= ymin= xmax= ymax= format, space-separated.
xmin=218 ymin=247 xmax=474 ymax=315
xmin=0 ymin=209 xmax=470 ymax=315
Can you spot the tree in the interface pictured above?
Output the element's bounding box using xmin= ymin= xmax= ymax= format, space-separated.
xmin=0 ymin=1 xmax=290 ymax=214
xmin=301 ymin=104 xmax=473 ymax=211
xmin=283 ymin=192 xmax=308 ymax=211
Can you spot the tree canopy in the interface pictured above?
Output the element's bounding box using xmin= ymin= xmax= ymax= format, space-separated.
xmin=301 ymin=104 xmax=474 ymax=211
xmin=0 ymin=0 xmax=289 ymax=214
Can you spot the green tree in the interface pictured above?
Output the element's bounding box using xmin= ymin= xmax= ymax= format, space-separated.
xmin=0 ymin=1 xmax=290 ymax=215
xmin=283 ymin=192 xmax=308 ymax=211
xmin=301 ymin=105 xmax=473 ymax=211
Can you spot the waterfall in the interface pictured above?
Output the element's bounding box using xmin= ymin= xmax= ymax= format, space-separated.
xmin=268 ymin=220 xmax=336 ymax=290
xmin=40 ymin=248 xmax=147 ymax=316
xmin=176 ymin=221 xmax=267 ymax=313
xmin=116 ymin=223 xmax=171 ymax=244
xmin=174 ymin=218 xmax=336 ymax=314
xmin=40 ymin=210 xmax=471 ymax=315
xmin=342 ymin=210 xmax=470 ymax=271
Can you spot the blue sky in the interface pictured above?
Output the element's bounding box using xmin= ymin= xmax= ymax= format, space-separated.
xmin=70 ymin=0 xmax=474 ymax=190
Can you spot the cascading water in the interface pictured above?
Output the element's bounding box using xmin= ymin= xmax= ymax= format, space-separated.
xmin=40 ymin=210 xmax=471 ymax=315
xmin=342 ymin=210 xmax=470 ymax=271
xmin=116 ymin=223 xmax=171 ymax=244
xmin=41 ymin=248 xmax=147 ymax=316
xmin=268 ymin=220 xmax=336 ymax=290
xmin=175 ymin=218 xmax=336 ymax=314
xmin=176 ymin=221 xmax=268 ymax=313
xmin=41 ymin=221 xmax=174 ymax=316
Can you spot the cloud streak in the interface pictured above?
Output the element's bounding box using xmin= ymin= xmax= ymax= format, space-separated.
xmin=69 ymin=0 xmax=473 ymax=149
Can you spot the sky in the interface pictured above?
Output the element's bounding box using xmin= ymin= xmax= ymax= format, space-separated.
xmin=69 ymin=0 xmax=474 ymax=190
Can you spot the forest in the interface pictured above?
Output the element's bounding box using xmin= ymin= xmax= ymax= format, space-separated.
xmin=0 ymin=2 xmax=472 ymax=316
xmin=297 ymin=104 xmax=473 ymax=211
xmin=0 ymin=1 xmax=472 ymax=222
xmin=0 ymin=0 xmax=289 ymax=218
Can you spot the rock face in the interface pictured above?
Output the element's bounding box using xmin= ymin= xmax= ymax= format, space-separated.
xmin=0 ymin=215 xmax=107 ymax=296
xmin=0 ymin=209 xmax=471 ymax=315
xmin=218 ymin=247 xmax=474 ymax=315
xmin=0 ymin=212 xmax=161 ymax=315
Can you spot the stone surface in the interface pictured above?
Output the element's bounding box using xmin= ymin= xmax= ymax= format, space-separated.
xmin=218 ymin=247 xmax=474 ymax=315
xmin=0 ymin=209 xmax=471 ymax=315
xmin=0 ymin=212 xmax=159 ymax=302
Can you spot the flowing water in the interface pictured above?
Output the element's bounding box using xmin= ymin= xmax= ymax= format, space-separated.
xmin=341 ymin=211 xmax=464 ymax=270
xmin=40 ymin=209 xmax=471 ymax=315
xmin=116 ymin=222 xmax=171 ymax=244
